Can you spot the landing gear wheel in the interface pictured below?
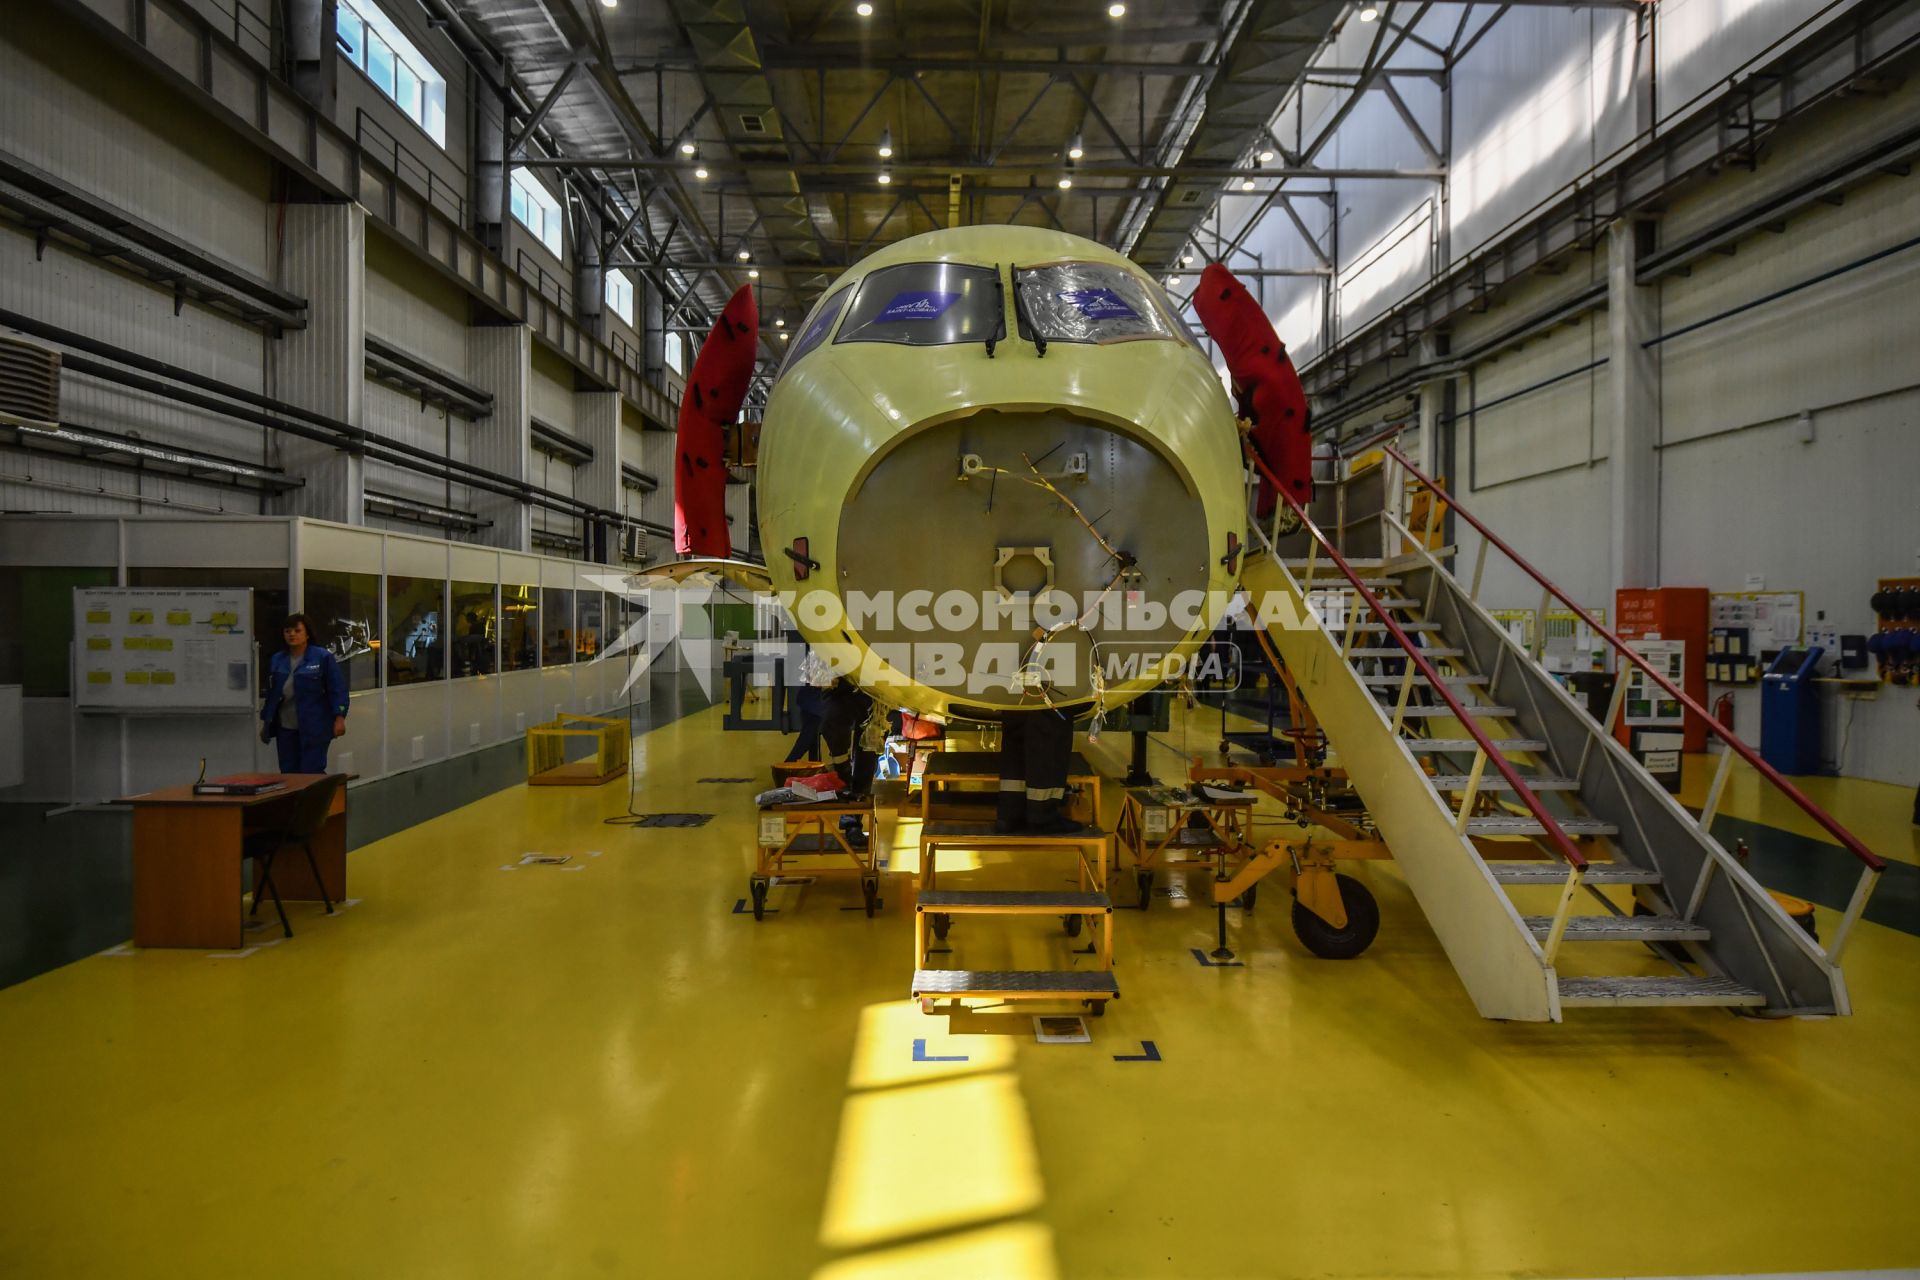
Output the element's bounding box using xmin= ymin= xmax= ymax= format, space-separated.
xmin=931 ymin=913 xmax=951 ymax=941
xmin=1290 ymin=873 xmax=1379 ymax=959
xmin=1063 ymin=913 xmax=1083 ymax=938
xmin=1083 ymin=999 xmax=1107 ymax=1017
xmin=1136 ymin=870 xmax=1154 ymax=910
xmin=749 ymin=877 xmax=769 ymax=922
xmin=1235 ymin=885 xmax=1258 ymax=911
xmin=861 ymin=876 xmax=879 ymax=918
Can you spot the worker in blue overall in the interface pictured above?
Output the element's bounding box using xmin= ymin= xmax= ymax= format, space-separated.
xmin=259 ymin=613 xmax=349 ymax=774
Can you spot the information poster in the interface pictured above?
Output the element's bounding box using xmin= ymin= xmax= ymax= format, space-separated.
xmin=1710 ymin=591 xmax=1803 ymax=654
xmin=73 ymin=588 xmax=255 ymax=712
xmin=1623 ymin=638 xmax=1685 ymax=728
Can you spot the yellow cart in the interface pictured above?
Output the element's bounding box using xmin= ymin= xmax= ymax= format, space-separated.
xmin=751 ymin=795 xmax=881 ymax=920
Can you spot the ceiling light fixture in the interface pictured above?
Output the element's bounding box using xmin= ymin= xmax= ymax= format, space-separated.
xmin=1240 ymin=176 xmax=1257 ymax=191
xmin=679 ymin=140 xmax=696 ymax=156
xmin=856 ymin=1 xmax=874 ymax=15
xmin=737 ymin=247 xmax=751 ymax=261
xmin=775 ymin=318 xmax=786 ymax=327
xmin=748 ymin=268 xmax=760 ymax=278
xmin=599 ymin=0 xmax=616 ymax=9
xmin=1168 ymin=274 xmax=1181 ymax=286
xmin=1058 ymin=175 xmax=1072 ymax=189
xmin=878 ymin=168 xmax=892 ymax=185
xmin=1108 ymin=3 xmax=1126 ymax=17
xmin=878 ymin=127 xmax=894 ymax=159
xmin=1359 ymin=3 xmax=1379 ymax=20
xmin=779 ymin=331 xmax=790 ymax=340
xmin=1068 ymin=132 xmax=1084 ymax=161
xmin=1258 ymin=149 xmax=1275 ymax=163
xmin=694 ymin=165 xmax=709 ymax=180
xmin=1182 ymin=253 xmax=1195 ymax=266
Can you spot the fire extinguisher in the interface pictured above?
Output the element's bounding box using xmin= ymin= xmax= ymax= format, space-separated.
xmin=1713 ymin=691 xmax=1735 ymax=734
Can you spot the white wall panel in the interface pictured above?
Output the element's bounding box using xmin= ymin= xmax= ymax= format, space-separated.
xmin=364 ymin=235 xmax=469 ymax=375
xmin=1 ymin=6 xmax=271 ymax=275
xmin=467 ymin=325 xmax=531 ymax=550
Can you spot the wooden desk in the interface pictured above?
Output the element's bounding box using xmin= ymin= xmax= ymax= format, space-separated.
xmin=119 ymin=775 xmax=348 ymax=949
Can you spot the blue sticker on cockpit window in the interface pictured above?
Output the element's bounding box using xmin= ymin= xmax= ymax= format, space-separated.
xmin=876 ymin=290 xmax=961 ymax=321
xmin=1058 ymin=288 xmax=1138 ymax=320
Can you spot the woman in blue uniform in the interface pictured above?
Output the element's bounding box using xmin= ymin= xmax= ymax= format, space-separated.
xmin=259 ymin=613 xmax=349 ymax=774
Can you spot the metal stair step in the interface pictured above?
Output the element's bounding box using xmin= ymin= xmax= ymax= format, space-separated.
xmin=1556 ymin=975 xmax=1766 ymax=1008
xmin=917 ymin=889 xmax=1110 ymax=912
xmin=1523 ymin=914 xmax=1709 ymax=942
xmin=1411 ymin=737 xmax=1549 ymax=753
xmin=1373 ymin=596 xmax=1422 ymax=609
xmin=1465 ymin=815 xmax=1618 ymax=837
xmin=1390 ymin=704 xmax=1517 ymax=718
xmin=1430 ymin=773 xmax=1578 ymax=792
xmin=912 ymin=969 xmax=1120 ymax=997
xmin=1348 ymin=646 xmax=1463 ymax=658
xmin=1312 ymin=576 xmax=1402 ymax=589
xmin=1489 ymin=861 xmax=1662 ymax=884
xmin=1352 ymin=621 xmax=1442 ymax=632
xmin=921 ymin=821 xmax=1107 ymax=840
xmin=1284 ymin=557 xmax=1385 ymax=571
xmin=1360 ymin=673 xmax=1486 ymax=687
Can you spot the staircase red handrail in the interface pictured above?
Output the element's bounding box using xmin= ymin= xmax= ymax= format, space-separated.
xmin=1380 ymin=442 xmax=1886 ymax=873
xmin=1246 ymin=447 xmax=1590 ymax=873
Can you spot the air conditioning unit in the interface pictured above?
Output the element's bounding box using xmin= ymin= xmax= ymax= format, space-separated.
xmin=0 ymin=336 xmax=61 ymax=426
xmin=620 ymin=526 xmax=650 ymax=563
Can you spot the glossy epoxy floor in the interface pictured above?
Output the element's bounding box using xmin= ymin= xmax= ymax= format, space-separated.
xmin=1 ymin=699 xmax=1917 ymax=1279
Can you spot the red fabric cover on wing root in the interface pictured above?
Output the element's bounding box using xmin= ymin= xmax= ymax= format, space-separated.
xmin=1191 ymin=263 xmax=1312 ymax=518
xmin=674 ymin=285 xmax=759 ymax=558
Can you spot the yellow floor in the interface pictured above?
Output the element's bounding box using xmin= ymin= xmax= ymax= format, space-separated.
xmin=1 ymin=700 xmax=1917 ymax=1279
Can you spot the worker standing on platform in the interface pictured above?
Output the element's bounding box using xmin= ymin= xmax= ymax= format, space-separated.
xmin=997 ymin=709 xmax=1081 ymax=835
xmin=818 ymin=676 xmax=875 ymax=795
xmin=259 ymin=613 xmax=348 ymax=774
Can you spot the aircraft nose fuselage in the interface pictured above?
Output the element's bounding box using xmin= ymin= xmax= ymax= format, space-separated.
xmin=758 ymin=226 xmax=1246 ymax=723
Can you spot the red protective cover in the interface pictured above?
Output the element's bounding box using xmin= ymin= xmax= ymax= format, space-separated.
xmin=674 ymin=285 xmax=760 ymax=558
xmin=1192 ymin=263 xmax=1313 ymax=517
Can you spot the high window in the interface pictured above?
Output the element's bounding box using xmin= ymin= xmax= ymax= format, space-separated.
xmin=510 ymin=169 xmax=564 ymax=257
xmin=665 ymin=332 xmax=686 ymax=376
xmin=606 ymin=270 xmax=635 ymax=327
xmin=335 ymin=0 xmax=447 ymax=147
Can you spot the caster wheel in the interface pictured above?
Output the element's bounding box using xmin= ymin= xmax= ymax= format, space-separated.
xmin=1290 ymin=873 xmax=1379 ymax=959
xmin=920 ymin=997 xmax=936 ymax=1015
xmin=749 ymin=878 xmax=769 ymax=922
xmin=1063 ymin=913 xmax=1083 ymax=938
xmin=1083 ymin=999 xmax=1107 ymax=1017
xmin=1136 ymin=871 xmax=1153 ymax=910
xmin=932 ymin=913 xmax=951 ymax=941
xmin=1219 ymin=740 xmax=1231 ymax=756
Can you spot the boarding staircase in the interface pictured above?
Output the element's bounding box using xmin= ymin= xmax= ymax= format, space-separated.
xmin=1238 ymin=441 xmax=1884 ymax=1022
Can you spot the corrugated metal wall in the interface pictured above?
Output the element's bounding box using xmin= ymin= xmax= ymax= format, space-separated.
xmin=466 ymin=324 xmax=531 ymax=550
xmin=272 ymin=202 xmax=366 ymax=521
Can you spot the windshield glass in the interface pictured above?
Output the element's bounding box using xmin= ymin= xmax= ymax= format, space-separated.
xmin=835 ymin=262 xmax=1005 ymax=347
xmin=780 ymin=284 xmax=852 ymax=377
xmin=1013 ymin=262 xmax=1181 ymax=345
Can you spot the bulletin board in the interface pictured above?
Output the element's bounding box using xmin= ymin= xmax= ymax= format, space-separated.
xmin=72 ymin=587 xmax=255 ymax=713
xmin=1709 ymin=591 xmax=1803 ymax=654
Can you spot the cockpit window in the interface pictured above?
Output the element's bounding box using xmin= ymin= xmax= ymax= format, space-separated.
xmin=834 ymin=262 xmax=1006 ymax=348
xmin=780 ymin=284 xmax=852 ymax=376
xmin=1013 ymin=262 xmax=1182 ymax=346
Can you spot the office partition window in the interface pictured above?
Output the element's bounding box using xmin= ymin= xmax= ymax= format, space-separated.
xmin=541 ymin=587 xmax=576 ymax=665
xmin=385 ymin=575 xmax=446 ymax=685
xmin=450 ymin=581 xmax=499 ymax=677
xmin=500 ymin=584 xmax=539 ymax=671
xmin=302 ymin=570 xmax=381 ymax=691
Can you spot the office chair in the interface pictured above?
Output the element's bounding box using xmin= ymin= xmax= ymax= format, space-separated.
xmin=244 ymin=774 xmax=345 ymax=938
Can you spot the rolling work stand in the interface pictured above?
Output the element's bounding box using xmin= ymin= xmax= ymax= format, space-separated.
xmin=1117 ymin=785 xmax=1259 ymax=959
xmin=751 ymin=794 xmax=881 ymax=919
xmin=912 ymin=822 xmax=1118 ymax=1017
